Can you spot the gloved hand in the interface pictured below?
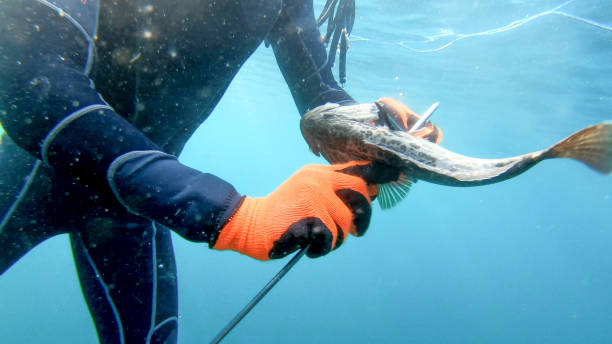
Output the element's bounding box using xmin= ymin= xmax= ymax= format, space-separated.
xmin=376 ymin=97 xmax=443 ymax=143
xmin=213 ymin=161 xmax=394 ymax=260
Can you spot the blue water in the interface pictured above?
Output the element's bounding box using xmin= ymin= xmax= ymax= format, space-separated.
xmin=1 ymin=0 xmax=611 ymax=343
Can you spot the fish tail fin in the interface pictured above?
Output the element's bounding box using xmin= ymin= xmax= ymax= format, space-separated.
xmin=545 ymin=122 xmax=612 ymax=174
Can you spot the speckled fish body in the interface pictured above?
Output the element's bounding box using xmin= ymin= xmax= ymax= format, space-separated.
xmin=301 ymin=103 xmax=612 ymax=187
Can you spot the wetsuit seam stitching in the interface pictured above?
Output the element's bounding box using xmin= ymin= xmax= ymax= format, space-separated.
xmin=77 ymin=233 xmax=126 ymax=344
xmin=106 ymin=150 xmax=173 ymax=217
xmin=40 ymin=104 xmax=113 ymax=166
xmin=148 ymin=316 xmax=179 ymax=341
xmin=146 ymin=222 xmax=159 ymax=344
xmin=0 ymin=160 xmax=42 ymax=233
xmin=30 ymin=0 xmax=96 ymax=74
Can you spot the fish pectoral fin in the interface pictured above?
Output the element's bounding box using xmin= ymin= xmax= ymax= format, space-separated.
xmin=377 ymin=173 xmax=414 ymax=209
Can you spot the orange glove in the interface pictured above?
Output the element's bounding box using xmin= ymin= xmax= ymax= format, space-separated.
xmin=376 ymin=97 xmax=443 ymax=144
xmin=213 ymin=161 xmax=396 ymax=260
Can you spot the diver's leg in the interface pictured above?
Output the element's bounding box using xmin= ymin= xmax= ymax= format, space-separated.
xmin=70 ymin=221 xmax=178 ymax=344
xmin=0 ymin=134 xmax=69 ymax=274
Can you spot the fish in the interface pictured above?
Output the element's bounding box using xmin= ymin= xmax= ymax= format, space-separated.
xmin=300 ymin=103 xmax=612 ymax=208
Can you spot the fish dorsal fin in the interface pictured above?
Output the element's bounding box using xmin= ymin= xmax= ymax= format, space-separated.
xmin=377 ymin=173 xmax=415 ymax=209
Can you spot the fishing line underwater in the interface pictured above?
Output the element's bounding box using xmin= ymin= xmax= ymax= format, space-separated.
xmin=349 ymin=0 xmax=612 ymax=54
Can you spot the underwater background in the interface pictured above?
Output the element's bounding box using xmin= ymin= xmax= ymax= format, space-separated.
xmin=1 ymin=0 xmax=611 ymax=342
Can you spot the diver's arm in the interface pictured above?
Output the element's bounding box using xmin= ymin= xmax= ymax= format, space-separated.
xmin=268 ymin=0 xmax=357 ymax=115
xmin=0 ymin=2 xmax=242 ymax=242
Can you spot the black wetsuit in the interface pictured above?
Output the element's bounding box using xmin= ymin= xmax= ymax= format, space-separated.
xmin=0 ymin=0 xmax=355 ymax=343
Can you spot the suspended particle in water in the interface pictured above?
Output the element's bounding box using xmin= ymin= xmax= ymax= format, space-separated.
xmin=143 ymin=29 xmax=153 ymax=39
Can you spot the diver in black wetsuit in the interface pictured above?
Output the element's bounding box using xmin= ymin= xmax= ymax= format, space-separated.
xmin=0 ymin=1 xmax=440 ymax=343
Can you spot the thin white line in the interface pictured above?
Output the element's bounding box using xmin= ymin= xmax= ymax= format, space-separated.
xmin=31 ymin=0 xmax=95 ymax=74
xmin=84 ymin=0 xmax=101 ymax=75
xmin=146 ymin=222 xmax=159 ymax=344
xmin=353 ymin=0 xmax=612 ymax=54
xmin=93 ymin=0 xmax=101 ymax=39
xmin=553 ymin=11 xmax=612 ymax=32
xmin=399 ymin=1 xmax=575 ymax=53
xmin=41 ymin=104 xmax=112 ymax=166
xmin=0 ymin=160 xmax=42 ymax=233
xmin=31 ymin=0 xmax=94 ymax=40
xmin=77 ymin=233 xmax=126 ymax=344
xmin=85 ymin=36 xmax=96 ymax=76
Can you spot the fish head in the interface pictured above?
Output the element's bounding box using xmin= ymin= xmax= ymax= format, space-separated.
xmin=301 ymin=103 xmax=383 ymax=157
xmin=301 ymin=102 xmax=414 ymax=164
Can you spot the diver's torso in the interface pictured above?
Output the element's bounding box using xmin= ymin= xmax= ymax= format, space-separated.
xmin=92 ymin=0 xmax=282 ymax=154
xmin=0 ymin=0 xmax=284 ymax=272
